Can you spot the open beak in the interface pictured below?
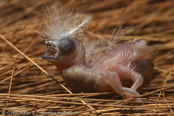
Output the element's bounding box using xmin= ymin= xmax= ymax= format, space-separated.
xmin=41 ymin=40 xmax=59 ymax=61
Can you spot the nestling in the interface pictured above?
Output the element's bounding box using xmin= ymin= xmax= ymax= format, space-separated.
xmin=41 ymin=8 xmax=154 ymax=101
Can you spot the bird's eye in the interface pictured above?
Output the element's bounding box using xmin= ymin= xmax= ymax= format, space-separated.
xmin=58 ymin=38 xmax=75 ymax=54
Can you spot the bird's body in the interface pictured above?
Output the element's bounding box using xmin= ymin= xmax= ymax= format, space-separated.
xmin=41 ymin=8 xmax=154 ymax=101
xmin=92 ymin=40 xmax=154 ymax=92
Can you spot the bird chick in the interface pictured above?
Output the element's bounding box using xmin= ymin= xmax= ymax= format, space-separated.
xmin=41 ymin=8 xmax=154 ymax=101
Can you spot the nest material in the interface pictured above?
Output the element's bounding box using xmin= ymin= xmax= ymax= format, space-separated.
xmin=0 ymin=0 xmax=174 ymax=115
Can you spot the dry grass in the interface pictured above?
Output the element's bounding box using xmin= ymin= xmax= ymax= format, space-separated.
xmin=0 ymin=0 xmax=174 ymax=115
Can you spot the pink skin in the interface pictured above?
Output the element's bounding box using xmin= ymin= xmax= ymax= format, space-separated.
xmin=92 ymin=40 xmax=154 ymax=99
xmin=42 ymin=38 xmax=154 ymax=101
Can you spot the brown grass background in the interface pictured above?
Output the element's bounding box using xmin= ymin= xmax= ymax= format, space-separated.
xmin=0 ymin=0 xmax=174 ymax=115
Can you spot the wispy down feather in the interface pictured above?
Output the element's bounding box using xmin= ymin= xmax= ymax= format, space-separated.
xmin=41 ymin=7 xmax=131 ymax=64
xmin=42 ymin=7 xmax=91 ymax=40
xmin=82 ymin=26 xmax=132 ymax=64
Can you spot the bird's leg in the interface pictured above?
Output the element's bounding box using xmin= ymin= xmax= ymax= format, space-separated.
xmin=128 ymin=70 xmax=144 ymax=90
xmin=101 ymin=71 xmax=141 ymax=101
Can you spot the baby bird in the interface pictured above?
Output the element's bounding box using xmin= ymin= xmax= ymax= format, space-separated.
xmin=41 ymin=8 xmax=154 ymax=101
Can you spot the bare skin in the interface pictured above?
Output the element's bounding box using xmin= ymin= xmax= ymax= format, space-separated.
xmin=42 ymin=38 xmax=154 ymax=101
